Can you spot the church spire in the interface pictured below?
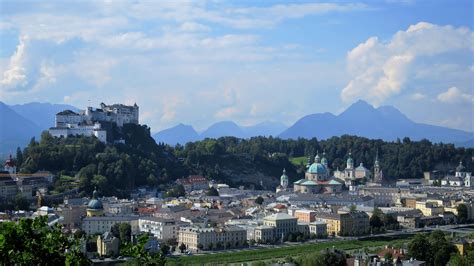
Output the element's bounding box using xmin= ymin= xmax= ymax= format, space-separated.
xmin=314 ymin=150 xmax=321 ymax=163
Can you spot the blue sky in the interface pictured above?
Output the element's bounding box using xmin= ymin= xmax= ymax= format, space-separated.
xmin=0 ymin=0 xmax=473 ymax=132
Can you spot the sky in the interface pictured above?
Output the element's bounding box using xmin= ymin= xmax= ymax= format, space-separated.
xmin=0 ymin=0 xmax=473 ymax=133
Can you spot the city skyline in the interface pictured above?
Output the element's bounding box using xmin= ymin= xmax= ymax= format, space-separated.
xmin=0 ymin=0 xmax=473 ymax=132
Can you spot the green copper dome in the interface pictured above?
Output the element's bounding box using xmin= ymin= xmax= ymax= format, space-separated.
xmin=87 ymin=189 xmax=103 ymax=210
xmin=308 ymin=162 xmax=327 ymax=174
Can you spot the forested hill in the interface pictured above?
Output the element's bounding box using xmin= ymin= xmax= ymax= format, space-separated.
xmin=14 ymin=125 xmax=473 ymax=197
xmin=174 ymin=136 xmax=473 ymax=182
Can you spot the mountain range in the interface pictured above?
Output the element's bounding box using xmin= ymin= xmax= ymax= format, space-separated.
xmin=1 ymin=100 xmax=472 ymax=157
xmin=153 ymin=100 xmax=473 ymax=146
xmin=153 ymin=121 xmax=287 ymax=145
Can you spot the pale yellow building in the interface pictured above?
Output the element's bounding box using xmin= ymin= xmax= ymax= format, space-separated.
xmin=254 ymin=226 xmax=275 ymax=242
xmin=97 ymin=231 xmax=120 ymax=257
xmin=178 ymin=226 xmax=246 ymax=251
xmin=314 ymin=211 xmax=369 ymax=236
xmin=263 ymin=213 xmax=298 ymax=238
xmin=415 ymin=201 xmax=444 ymax=217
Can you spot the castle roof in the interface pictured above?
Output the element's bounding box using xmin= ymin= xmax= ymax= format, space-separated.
xmin=56 ymin=110 xmax=79 ymax=116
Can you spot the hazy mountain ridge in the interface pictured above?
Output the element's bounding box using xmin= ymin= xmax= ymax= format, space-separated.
xmin=9 ymin=102 xmax=79 ymax=129
xmin=1 ymin=100 xmax=472 ymax=152
xmin=279 ymin=100 xmax=473 ymax=143
xmin=153 ymin=121 xmax=287 ymax=145
xmin=154 ymin=100 xmax=472 ymax=146
xmin=0 ymin=101 xmax=78 ymax=156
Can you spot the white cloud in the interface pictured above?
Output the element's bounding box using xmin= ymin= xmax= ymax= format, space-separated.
xmin=437 ymin=87 xmax=473 ymax=103
xmin=0 ymin=36 xmax=28 ymax=90
xmin=409 ymin=92 xmax=426 ymax=101
xmin=341 ymin=22 xmax=474 ymax=105
xmin=126 ymin=2 xmax=368 ymax=29
xmin=179 ymin=22 xmax=210 ymax=32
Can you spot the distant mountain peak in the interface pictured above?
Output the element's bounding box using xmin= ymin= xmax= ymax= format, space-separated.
xmin=279 ymin=99 xmax=473 ymax=143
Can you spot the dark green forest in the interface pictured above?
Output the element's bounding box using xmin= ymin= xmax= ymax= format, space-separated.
xmin=12 ymin=123 xmax=473 ymax=196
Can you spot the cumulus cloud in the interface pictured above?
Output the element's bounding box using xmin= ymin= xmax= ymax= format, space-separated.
xmin=437 ymin=87 xmax=473 ymax=103
xmin=341 ymin=22 xmax=474 ymax=105
xmin=0 ymin=36 xmax=28 ymax=90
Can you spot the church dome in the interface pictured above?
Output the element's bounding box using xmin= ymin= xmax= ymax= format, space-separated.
xmin=87 ymin=199 xmax=103 ymax=210
xmin=308 ymin=162 xmax=327 ymax=174
xmin=87 ymin=189 xmax=103 ymax=210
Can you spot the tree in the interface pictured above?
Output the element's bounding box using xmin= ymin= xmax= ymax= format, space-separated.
xmin=408 ymin=234 xmax=431 ymax=262
xmin=91 ymin=174 xmax=108 ymax=192
xmin=315 ymin=250 xmax=347 ymax=266
xmin=448 ymin=252 xmax=474 ymax=266
xmin=165 ymin=185 xmax=185 ymax=198
xmin=384 ymin=252 xmax=393 ymax=262
xmin=160 ymin=244 xmax=170 ymax=255
xmin=255 ymin=196 xmax=264 ymax=205
xmin=111 ymin=223 xmax=131 ymax=243
xmin=207 ymin=243 xmax=214 ymax=250
xmin=13 ymin=194 xmax=30 ymax=210
xmin=0 ymin=216 xmax=89 ymax=265
xmin=457 ymin=204 xmax=468 ymax=223
xmin=119 ymin=223 xmax=131 ymax=243
xmin=349 ymin=205 xmax=357 ymax=213
xmin=121 ymin=234 xmax=167 ymax=265
xmin=207 ymin=186 xmax=219 ymax=196
xmin=370 ymin=207 xmax=384 ymax=229
xmin=197 ymin=243 xmax=203 ymax=250
xmin=179 ymin=243 xmax=187 ymax=253
xmin=16 ymin=147 xmax=23 ymax=167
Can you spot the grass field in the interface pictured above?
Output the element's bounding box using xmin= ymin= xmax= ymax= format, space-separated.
xmin=289 ymin=156 xmax=307 ymax=167
xmin=166 ymin=235 xmax=413 ymax=266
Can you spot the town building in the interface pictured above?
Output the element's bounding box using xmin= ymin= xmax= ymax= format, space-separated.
xmin=254 ymin=226 xmax=275 ymax=242
xmin=0 ymin=174 xmax=18 ymax=200
xmin=139 ymin=217 xmax=178 ymax=241
xmin=415 ymin=201 xmax=444 ymax=217
xmin=82 ymin=215 xmax=140 ymax=235
xmin=262 ymin=213 xmax=298 ymax=239
xmin=309 ymin=221 xmax=327 ymax=237
xmin=314 ymin=211 xmax=369 ymax=236
xmin=294 ymin=209 xmax=317 ymax=223
xmin=178 ymin=226 xmax=247 ymax=251
xmin=97 ymin=232 xmax=120 ymax=257
xmin=441 ymin=161 xmax=473 ymax=187
xmin=176 ymin=175 xmax=209 ymax=193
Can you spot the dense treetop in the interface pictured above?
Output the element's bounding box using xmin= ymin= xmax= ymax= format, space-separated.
xmin=12 ymin=124 xmax=473 ymax=196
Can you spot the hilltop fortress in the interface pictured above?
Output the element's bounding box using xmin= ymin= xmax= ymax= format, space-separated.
xmin=49 ymin=103 xmax=139 ymax=143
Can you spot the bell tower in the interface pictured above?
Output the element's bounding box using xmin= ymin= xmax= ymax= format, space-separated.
xmin=374 ymin=149 xmax=382 ymax=183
